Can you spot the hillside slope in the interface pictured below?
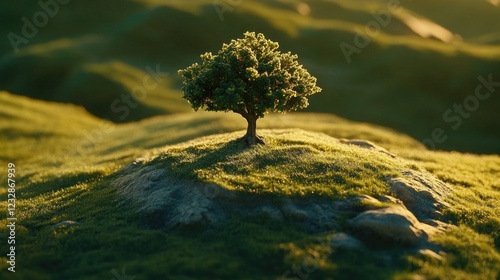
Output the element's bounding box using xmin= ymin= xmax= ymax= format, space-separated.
xmin=1 ymin=93 xmax=499 ymax=279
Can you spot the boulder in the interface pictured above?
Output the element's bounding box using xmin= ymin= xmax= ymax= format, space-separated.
xmin=113 ymin=163 xmax=226 ymax=228
xmin=349 ymin=206 xmax=426 ymax=246
xmin=387 ymin=170 xmax=451 ymax=220
xmin=112 ymin=154 xmax=450 ymax=239
xmin=251 ymin=206 xmax=283 ymax=221
xmin=113 ymin=160 xmax=352 ymax=231
xmin=330 ymin=233 xmax=365 ymax=250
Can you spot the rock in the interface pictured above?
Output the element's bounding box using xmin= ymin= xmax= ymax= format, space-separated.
xmin=167 ymin=189 xmax=221 ymax=228
xmin=113 ymin=164 xmax=226 ymax=229
xmin=293 ymin=200 xmax=342 ymax=233
xmin=351 ymin=195 xmax=383 ymax=210
xmin=339 ymin=139 xmax=396 ymax=158
xmin=330 ymin=233 xmax=365 ymax=250
xmin=387 ymin=170 xmax=451 ymax=220
xmin=356 ymin=195 xmax=379 ymax=203
xmin=378 ymin=195 xmax=404 ymax=206
xmin=112 ymin=153 xmax=450 ymax=238
xmin=251 ymin=206 xmax=283 ymax=221
xmin=349 ymin=206 xmax=426 ymax=246
xmin=282 ymin=199 xmax=309 ymax=221
xmin=113 ymin=162 xmax=350 ymax=232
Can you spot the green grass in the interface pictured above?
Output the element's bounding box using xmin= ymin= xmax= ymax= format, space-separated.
xmin=147 ymin=129 xmax=408 ymax=197
xmin=407 ymin=226 xmax=500 ymax=280
xmin=395 ymin=148 xmax=500 ymax=248
xmin=1 ymin=0 xmax=499 ymax=152
xmin=1 ymin=92 xmax=500 ymax=279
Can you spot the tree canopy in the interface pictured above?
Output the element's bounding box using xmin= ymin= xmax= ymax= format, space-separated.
xmin=178 ymin=32 xmax=321 ymax=145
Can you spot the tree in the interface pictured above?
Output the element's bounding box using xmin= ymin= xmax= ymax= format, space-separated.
xmin=178 ymin=32 xmax=322 ymax=145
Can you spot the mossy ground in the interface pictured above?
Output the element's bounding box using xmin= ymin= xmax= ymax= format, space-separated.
xmin=1 ymin=92 xmax=500 ymax=279
xmin=148 ymin=129 xmax=407 ymax=198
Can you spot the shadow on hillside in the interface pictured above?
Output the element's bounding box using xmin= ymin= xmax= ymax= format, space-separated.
xmin=110 ymin=144 xmax=421 ymax=280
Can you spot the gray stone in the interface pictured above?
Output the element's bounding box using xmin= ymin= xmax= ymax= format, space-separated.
xmin=113 ymin=164 xmax=226 ymax=229
xmin=349 ymin=206 xmax=426 ymax=246
xmin=293 ymin=200 xmax=343 ymax=232
xmin=112 ymin=150 xmax=451 ymax=238
xmin=330 ymin=233 xmax=365 ymax=250
xmin=351 ymin=195 xmax=393 ymax=210
xmin=282 ymin=199 xmax=309 ymax=221
xmin=379 ymin=195 xmax=404 ymax=206
xmin=387 ymin=170 xmax=451 ymax=220
xmin=252 ymin=206 xmax=283 ymax=221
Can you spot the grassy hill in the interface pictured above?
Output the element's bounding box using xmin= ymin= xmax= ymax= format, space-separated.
xmin=1 ymin=0 xmax=499 ymax=153
xmin=1 ymin=92 xmax=499 ymax=279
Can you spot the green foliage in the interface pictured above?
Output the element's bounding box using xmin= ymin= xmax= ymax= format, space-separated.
xmin=178 ymin=32 xmax=321 ymax=119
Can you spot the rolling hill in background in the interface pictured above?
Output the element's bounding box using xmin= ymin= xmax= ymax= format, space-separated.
xmin=1 ymin=0 xmax=499 ymax=153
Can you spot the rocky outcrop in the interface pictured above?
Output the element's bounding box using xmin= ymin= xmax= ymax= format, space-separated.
xmin=114 ymin=163 xmax=227 ymax=228
xmin=330 ymin=233 xmax=365 ymax=250
xmin=349 ymin=205 xmax=426 ymax=246
xmin=113 ymin=146 xmax=451 ymax=249
xmin=114 ymin=161 xmax=350 ymax=232
xmin=387 ymin=170 xmax=451 ymax=220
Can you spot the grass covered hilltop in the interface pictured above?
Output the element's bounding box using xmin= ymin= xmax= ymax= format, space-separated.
xmin=1 ymin=0 xmax=499 ymax=279
xmin=1 ymin=91 xmax=500 ymax=279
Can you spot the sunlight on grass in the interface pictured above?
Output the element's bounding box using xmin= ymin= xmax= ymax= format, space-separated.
xmin=1 ymin=92 xmax=499 ymax=279
xmin=150 ymin=129 xmax=407 ymax=197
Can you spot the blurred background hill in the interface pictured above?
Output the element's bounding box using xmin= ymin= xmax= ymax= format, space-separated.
xmin=1 ymin=0 xmax=499 ymax=153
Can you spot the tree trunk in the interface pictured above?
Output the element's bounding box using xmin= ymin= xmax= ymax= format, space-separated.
xmin=239 ymin=116 xmax=266 ymax=146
